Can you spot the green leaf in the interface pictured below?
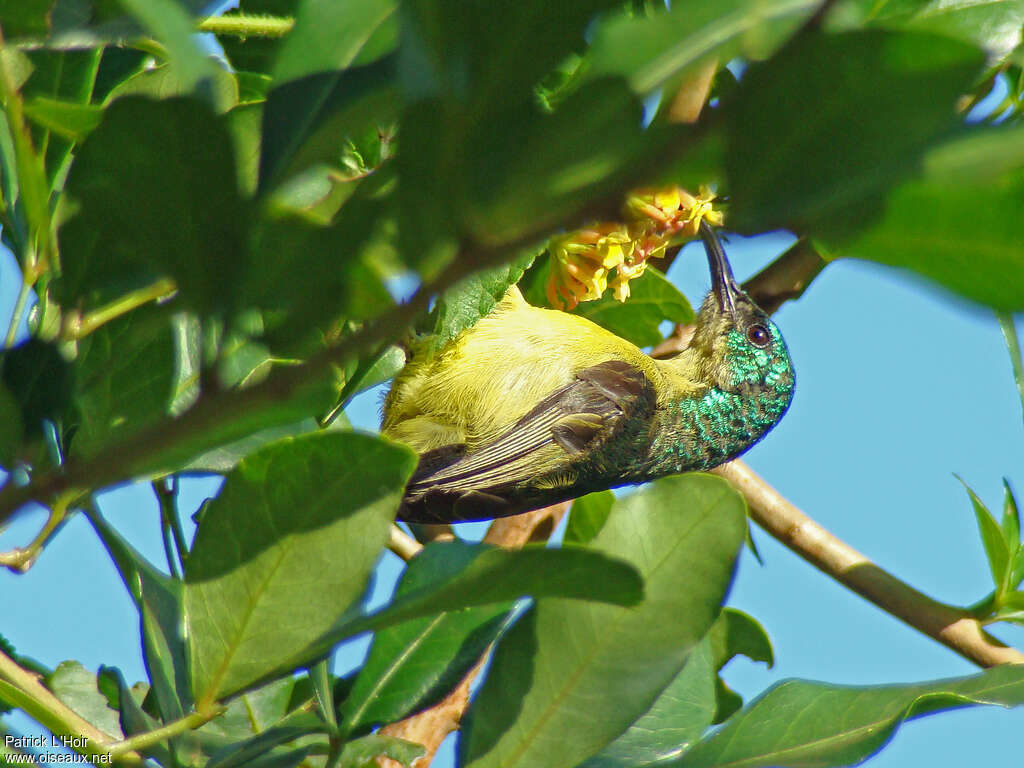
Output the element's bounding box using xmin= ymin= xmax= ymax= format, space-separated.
xmin=106 ymin=63 xmax=239 ymax=114
xmin=0 ymin=338 xmax=72 ymax=442
xmin=399 ymin=0 xmax=620 ymax=110
xmin=0 ymin=381 xmax=25 ymax=468
xmin=282 ymin=539 xmax=645 ymax=682
xmin=458 ymin=79 xmax=653 ymax=247
xmin=0 ymin=0 xmax=53 ymax=38
xmin=203 ymin=679 xmax=324 ymax=768
xmin=725 ymin=29 xmax=985 ymax=238
xmin=856 ymin=0 xmax=1024 ymax=60
xmin=242 ymin=199 xmax=395 ymax=350
xmin=674 ymin=664 xmax=1024 ymax=768
xmin=844 ymin=126 xmax=1024 ymax=311
xmin=117 ymin=0 xmax=221 ymax=102
xmin=422 ymin=249 xmax=538 ymax=356
xmin=185 ymin=432 xmax=416 ymax=704
xmin=1003 ymin=478 xmax=1021 ymax=560
xmin=584 ymin=0 xmax=816 ymax=95
xmin=460 ymin=474 xmax=746 ymax=768
xmin=23 ymin=97 xmax=103 ymax=143
xmin=21 ymin=48 xmax=102 ymax=185
xmin=341 ymin=549 xmax=516 ymax=734
xmin=47 ymin=661 xmax=123 ymax=740
xmin=259 ymin=0 xmax=398 ymax=189
xmin=274 ymin=0 xmax=396 ymax=83
xmin=84 ymin=509 xmax=194 ymax=722
xmin=564 ymin=490 xmax=615 ymax=545
xmin=69 ymin=308 xmax=177 ymax=457
xmin=708 ymin=608 xmax=774 ymax=671
xmin=958 ymin=477 xmax=1012 ymax=594
xmin=338 ymin=734 xmax=425 ymax=768
xmin=579 ymin=636 xmax=718 ymax=768
xmin=572 ymin=268 xmax=693 ymax=348
xmin=57 ymin=96 xmax=246 ymax=315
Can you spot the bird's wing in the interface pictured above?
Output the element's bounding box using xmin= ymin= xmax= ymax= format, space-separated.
xmin=399 ymin=359 xmax=655 ymax=522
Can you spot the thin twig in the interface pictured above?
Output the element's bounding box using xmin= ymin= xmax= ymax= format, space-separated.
xmin=196 ymin=13 xmax=294 ymax=39
xmin=108 ymin=707 xmax=224 ymax=757
xmin=387 ymin=525 xmax=423 ymax=561
xmin=713 ymin=460 xmax=1024 ymax=668
xmin=3 ymin=274 xmax=33 ymax=348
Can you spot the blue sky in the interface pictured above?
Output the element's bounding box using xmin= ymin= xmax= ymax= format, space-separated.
xmin=3 ymin=228 xmax=1023 ymax=766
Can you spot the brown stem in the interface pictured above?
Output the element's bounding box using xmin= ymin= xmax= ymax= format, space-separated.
xmin=713 ymin=460 xmax=1024 ymax=668
xmin=376 ymin=502 xmax=570 ymax=768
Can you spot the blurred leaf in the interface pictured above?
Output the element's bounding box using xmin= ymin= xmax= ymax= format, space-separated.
xmin=106 ymin=63 xmax=239 ymax=114
xmin=0 ymin=338 xmax=72 ymax=441
xmin=725 ymin=29 xmax=985 ymax=238
xmin=0 ymin=0 xmax=54 ymax=38
xmin=674 ymin=664 xmax=1024 ymax=768
xmin=21 ymin=48 xmax=101 ymax=185
xmin=185 ymin=432 xmax=415 ymax=704
xmin=460 ymin=474 xmax=746 ymax=768
xmin=422 ymin=249 xmax=538 ymax=355
xmin=584 ymin=0 xmax=816 ymax=95
xmin=0 ymin=382 xmax=25 ymax=468
xmin=57 ymin=96 xmax=245 ymax=315
xmin=47 ymin=661 xmax=123 ymax=739
xmin=243 ymin=199 xmax=394 ymax=350
xmin=564 ymin=490 xmax=615 ymax=545
xmin=259 ymin=0 xmax=398 ymax=189
xmin=853 ymin=0 xmax=1024 ymax=60
xmin=273 ymin=0 xmax=396 ymax=83
xmin=580 ymin=636 xmax=718 ymax=768
xmin=573 ymin=268 xmax=693 ymax=347
xmin=341 ymin=548 xmax=515 ymax=734
xmin=117 ymin=0 xmax=220 ymax=100
xmin=845 ymin=126 xmax=1024 ymax=310
xmin=286 ymin=539 xmax=645 ymax=682
xmin=23 ymin=97 xmax=103 ymax=142
xmin=224 ymin=102 xmax=263 ymax=197
xmin=959 ymin=477 xmax=1011 ymax=594
xmin=398 ymin=0 xmax=619 ymax=109
xmin=340 ymin=345 xmax=405 ymax=402
xmin=69 ymin=308 xmax=176 ymax=457
xmin=460 ymin=79 xmax=654 ymax=246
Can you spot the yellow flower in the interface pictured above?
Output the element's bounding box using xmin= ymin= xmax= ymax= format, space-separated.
xmin=546 ymin=224 xmax=632 ymax=310
xmin=545 ymin=185 xmax=723 ymax=309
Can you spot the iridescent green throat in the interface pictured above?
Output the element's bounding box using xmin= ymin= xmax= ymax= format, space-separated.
xmin=648 ymin=326 xmax=795 ymax=474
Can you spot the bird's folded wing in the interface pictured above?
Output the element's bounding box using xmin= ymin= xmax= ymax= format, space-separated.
xmin=400 ymin=359 xmax=653 ymax=521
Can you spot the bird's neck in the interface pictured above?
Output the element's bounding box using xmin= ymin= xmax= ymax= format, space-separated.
xmin=645 ymin=377 xmax=793 ymax=476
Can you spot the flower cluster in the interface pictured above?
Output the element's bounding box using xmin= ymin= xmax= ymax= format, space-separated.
xmin=545 ymin=185 xmax=723 ymax=310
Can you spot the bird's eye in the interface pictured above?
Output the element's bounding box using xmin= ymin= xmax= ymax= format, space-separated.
xmin=746 ymin=324 xmax=770 ymax=348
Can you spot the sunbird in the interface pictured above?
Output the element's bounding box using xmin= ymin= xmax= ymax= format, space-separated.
xmin=383 ymin=223 xmax=795 ymax=523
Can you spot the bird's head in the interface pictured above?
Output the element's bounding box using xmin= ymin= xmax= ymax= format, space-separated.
xmin=688 ymin=223 xmax=795 ymax=402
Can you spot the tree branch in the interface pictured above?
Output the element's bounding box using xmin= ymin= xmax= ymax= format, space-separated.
xmin=713 ymin=460 xmax=1024 ymax=668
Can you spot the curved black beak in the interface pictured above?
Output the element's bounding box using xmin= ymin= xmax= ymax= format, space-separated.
xmin=699 ymin=220 xmax=740 ymax=314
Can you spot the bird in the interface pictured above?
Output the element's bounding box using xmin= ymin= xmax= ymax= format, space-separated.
xmin=382 ymin=222 xmax=795 ymax=523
